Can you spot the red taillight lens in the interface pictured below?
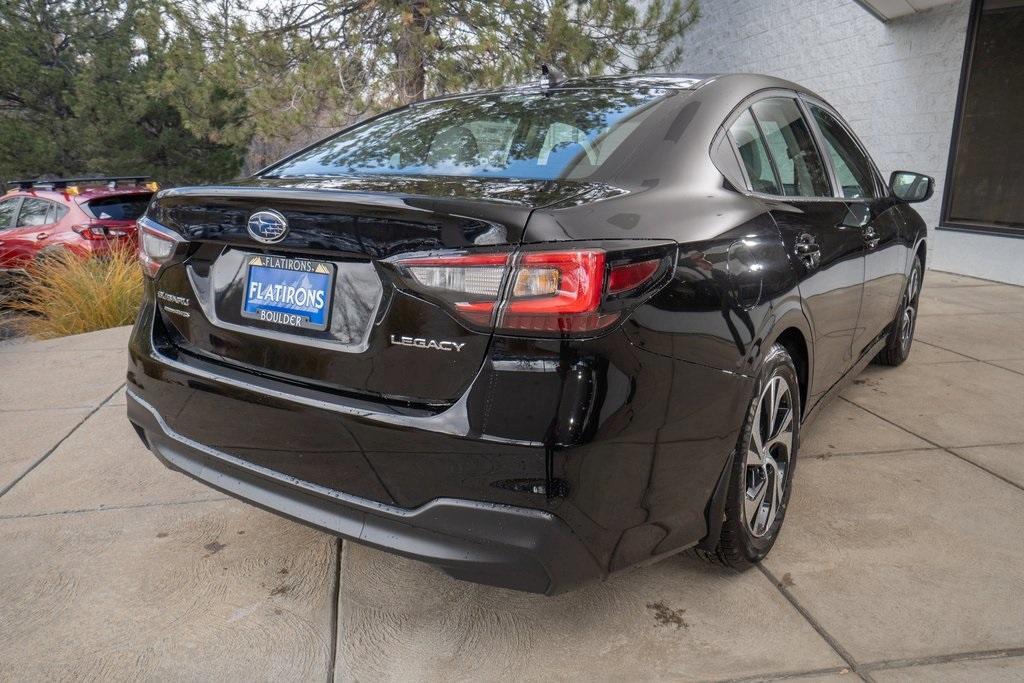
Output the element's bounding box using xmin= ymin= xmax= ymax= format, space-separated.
xmin=394 ymin=244 xmax=673 ymax=336
xmin=608 ymin=259 xmax=660 ymax=294
xmin=502 ymin=250 xmax=614 ymax=333
xmin=72 ymin=223 xmax=130 ymax=240
xmin=72 ymin=224 xmax=108 ymax=240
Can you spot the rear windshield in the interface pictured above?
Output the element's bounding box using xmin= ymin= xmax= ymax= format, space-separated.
xmin=265 ymin=89 xmax=673 ymax=182
xmin=85 ymin=194 xmax=153 ymax=221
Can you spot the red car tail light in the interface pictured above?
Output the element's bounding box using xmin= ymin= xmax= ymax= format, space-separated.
xmin=72 ymin=223 xmax=130 ymax=240
xmin=72 ymin=224 xmax=109 ymax=240
xmin=393 ymin=242 xmax=675 ymax=336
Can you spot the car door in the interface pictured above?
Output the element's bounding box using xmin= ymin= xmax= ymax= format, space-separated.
xmin=729 ymin=95 xmax=866 ymax=407
xmin=6 ymin=198 xmax=59 ymax=267
xmin=804 ymin=100 xmax=908 ymax=357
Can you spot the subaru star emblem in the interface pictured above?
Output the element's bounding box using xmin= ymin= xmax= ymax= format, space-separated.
xmin=247 ymin=209 xmax=289 ymax=244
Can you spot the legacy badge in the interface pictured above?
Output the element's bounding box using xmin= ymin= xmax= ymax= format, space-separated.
xmin=390 ymin=335 xmax=465 ymax=352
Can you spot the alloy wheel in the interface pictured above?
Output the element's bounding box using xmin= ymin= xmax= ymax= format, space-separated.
xmin=900 ymin=267 xmax=920 ymax=353
xmin=743 ymin=375 xmax=794 ymax=538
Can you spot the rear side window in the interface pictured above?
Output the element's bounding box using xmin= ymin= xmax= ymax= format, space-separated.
xmin=46 ymin=203 xmax=69 ymax=224
xmin=16 ymin=198 xmax=52 ymax=227
xmin=85 ymin=194 xmax=153 ymax=220
xmin=0 ymin=198 xmax=17 ymax=229
xmin=808 ymin=104 xmax=877 ymax=199
xmin=729 ymin=110 xmax=782 ymax=195
xmin=751 ymin=98 xmax=831 ymax=197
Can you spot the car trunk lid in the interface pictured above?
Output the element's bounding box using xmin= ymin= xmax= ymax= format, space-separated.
xmin=146 ymin=176 xmax=612 ymax=405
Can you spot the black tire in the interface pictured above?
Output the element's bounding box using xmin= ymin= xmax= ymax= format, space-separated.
xmin=701 ymin=343 xmax=801 ymax=570
xmin=874 ymin=256 xmax=922 ymax=367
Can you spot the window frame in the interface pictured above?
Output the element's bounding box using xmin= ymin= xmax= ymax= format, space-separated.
xmin=720 ymin=89 xmax=839 ymax=202
xmin=939 ymin=0 xmax=1024 ymax=238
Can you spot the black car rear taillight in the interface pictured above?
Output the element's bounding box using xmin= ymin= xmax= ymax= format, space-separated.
xmin=391 ymin=241 xmax=676 ymax=336
xmin=138 ymin=216 xmax=187 ymax=278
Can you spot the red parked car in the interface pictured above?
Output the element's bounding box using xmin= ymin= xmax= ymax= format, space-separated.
xmin=0 ymin=177 xmax=155 ymax=283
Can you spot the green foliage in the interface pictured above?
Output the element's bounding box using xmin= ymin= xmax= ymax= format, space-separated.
xmin=0 ymin=0 xmax=699 ymax=184
xmin=0 ymin=0 xmax=243 ymax=185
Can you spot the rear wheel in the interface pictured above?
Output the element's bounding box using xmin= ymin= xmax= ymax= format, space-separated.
xmin=702 ymin=344 xmax=800 ymax=569
xmin=874 ymin=256 xmax=922 ymax=367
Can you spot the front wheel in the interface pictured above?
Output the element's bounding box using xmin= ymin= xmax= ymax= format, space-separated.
xmin=874 ymin=255 xmax=922 ymax=367
xmin=701 ymin=343 xmax=801 ymax=570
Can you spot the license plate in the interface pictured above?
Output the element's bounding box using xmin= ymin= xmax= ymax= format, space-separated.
xmin=241 ymin=254 xmax=334 ymax=331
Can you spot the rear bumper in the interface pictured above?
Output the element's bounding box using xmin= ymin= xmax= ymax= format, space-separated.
xmin=127 ymin=390 xmax=603 ymax=594
xmin=128 ymin=284 xmax=753 ymax=590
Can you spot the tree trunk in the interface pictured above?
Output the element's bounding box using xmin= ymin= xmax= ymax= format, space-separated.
xmin=394 ymin=0 xmax=428 ymax=103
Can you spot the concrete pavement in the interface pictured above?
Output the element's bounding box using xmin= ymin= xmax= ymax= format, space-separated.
xmin=1 ymin=271 xmax=1023 ymax=681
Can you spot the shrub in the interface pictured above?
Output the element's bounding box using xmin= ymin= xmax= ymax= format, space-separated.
xmin=13 ymin=244 xmax=143 ymax=339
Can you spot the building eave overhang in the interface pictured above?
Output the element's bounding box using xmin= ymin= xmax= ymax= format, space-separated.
xmin=854 ymin=0 xmax=960 ymax=21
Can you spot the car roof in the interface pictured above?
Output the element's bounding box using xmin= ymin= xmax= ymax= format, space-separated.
xmin=413 ymin=73 xmax=711 ymax=105
xmin=415 ymin=72 xmax=821 ymax=104
xmin=531 ymin=73 xmax=715 ymax=90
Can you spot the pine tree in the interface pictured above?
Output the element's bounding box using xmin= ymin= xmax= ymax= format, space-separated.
xmin=0 ymin=0 xmax=243 ymax=185
xmin=167 ymin=0 xmax=700 ymax=171
xmin=0 ymin=0 xmax=700 ymax=184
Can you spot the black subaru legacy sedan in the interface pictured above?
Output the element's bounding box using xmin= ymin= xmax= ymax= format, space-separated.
xmin=127 ymin=73 xmax=932 ymax=594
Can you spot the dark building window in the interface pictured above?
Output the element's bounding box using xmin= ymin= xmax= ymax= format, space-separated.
xmin=943 ymin=0 xmax=1024 ymax=236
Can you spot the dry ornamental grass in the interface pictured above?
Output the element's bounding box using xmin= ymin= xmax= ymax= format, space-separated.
xmin=13 ymin=244 xmax=143 ymax=339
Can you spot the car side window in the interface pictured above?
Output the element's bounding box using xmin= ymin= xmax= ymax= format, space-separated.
xmin=0 ymin=198 xmax=18 ymax=231
xmin=46 ymin=202 xmax=69 ymax=224
xmin=16 ymin=198 xmax=53 ymax=227
xmin=808 ymin=105 xmax=877 ymax=199
xmin=751 ymin=98 xmax=832 ymax=198
xmin=729 ymin=110 xmax=782 ymax=195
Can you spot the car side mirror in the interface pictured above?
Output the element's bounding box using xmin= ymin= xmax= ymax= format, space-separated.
xmin=890 ymin=171 xmax=934 ymax=203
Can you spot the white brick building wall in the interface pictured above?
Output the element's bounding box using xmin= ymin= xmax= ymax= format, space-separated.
xmin=672 ymin=0 xmax=1024 ymax=284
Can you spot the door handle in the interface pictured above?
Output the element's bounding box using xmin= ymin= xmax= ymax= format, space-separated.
xmin=36 ymin=232 xmax=49 ymax=240
xmin=862 ymin=226 xmax=880 ymax=249
xmin=794 ymin=233 xmax=821 ymax=269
